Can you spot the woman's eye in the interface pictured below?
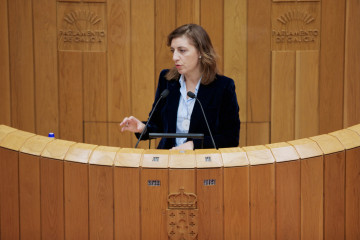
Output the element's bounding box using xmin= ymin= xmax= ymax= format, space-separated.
xmin=180 ymin=49 xmax=186 ymax=53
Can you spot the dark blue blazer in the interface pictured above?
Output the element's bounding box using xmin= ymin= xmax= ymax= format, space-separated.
xmin=139 ymin=69 xmax=240 ymax=149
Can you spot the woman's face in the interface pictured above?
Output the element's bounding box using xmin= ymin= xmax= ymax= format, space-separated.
xmin=170 ymin=35 xmax=201 ymax=77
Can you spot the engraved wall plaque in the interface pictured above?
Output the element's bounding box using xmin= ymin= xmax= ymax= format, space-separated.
xmin=57 ymin=3 xmax=107 ymax=52
xmin=272 ymin=2 xmax=321 ymax=50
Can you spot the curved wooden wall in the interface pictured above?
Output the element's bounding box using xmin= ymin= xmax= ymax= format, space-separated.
xmin=1 ymin=124 xmax=360 ymax=240
xmin=1 ymin=0 xmax=360 ymax=148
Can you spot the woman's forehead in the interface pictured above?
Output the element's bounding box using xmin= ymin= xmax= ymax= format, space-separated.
xmin=170 ymin=35 xmax=195 ymax=48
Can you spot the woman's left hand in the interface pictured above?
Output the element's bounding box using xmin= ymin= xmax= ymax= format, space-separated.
xmin=171 ymin=141 xmax=194 ymax=150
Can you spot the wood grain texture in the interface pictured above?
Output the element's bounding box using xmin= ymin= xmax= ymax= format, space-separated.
xmin=301 ymin=157 xmax=323 ymax=240
xmin=224 ymin=167 xmax=249 ymax=240
xmin=250 ymin=164 xmax=275 ymax=240
xmin=324 ymin=152 xmax=345 ymax=240
xmin=155 ymin=0 xmax=175 ymax=77
xmin=141 ymin=168 xmax=168 ymax=240
xmin=0 ymin=0 xmax=11 ymax=125
xmin=64 ymin=162 xmax=89 ymax=240
xmin=84 ymin=52 xmax=107 ymax=122
xmin=33 ymin=0 xmax=59 ymax=137
xmin=344 ymin=0 xmax=360 ymax=127
xmin=89 ymin=165 xmax=114 ymax=240
xmin=169 ymin=169 xmax=196 ymax=193
xmin=0 ymin=148 xmax=19 ymax=240
xmin=8 ymin=0 xmax=35 ymax=132
xmin=247 ymin=0 xmax=271 ymax=122
xmin=108 ymin=122 xmax=132 ymax=148
xmin=295 ymin=50 xmax=319 ymax=139
xmin=201 ymin=0 xmax=224 ymax=73
xmin=224 ymin=0 xmax=247 ymax=123
xmin=271 ymin=51 xmax=295 ymax=143
xmin=40 ymin=158 xmax=64 ymax=240
xmin=84 ymin=122 xmax=108 ymax=146
xmin=246 ymin=122 xmax=270 ymax=146
xmin=107 ymin=0 xmax=131 ymax=147
xmin=276 ymin=161 xmax=300 ymax=240
xmin=19 ymin=153 xmax=41 ymax=240
xmin=319 ymin=0 xmax=345 ymax=134
xmin=176 ymin=0 xmax=200 ymax=26
xmin=131 ymin=0 xmax=155 ymax=147
xmin=345 ymin=147 xmax=360 ymax=239
xmin=114 ymin=167 xmax=140 ymax=240
xmin=59 ymin=51 xmax=83 ymax=142
xmin=197 ymin=168 xmax=223 ymax=240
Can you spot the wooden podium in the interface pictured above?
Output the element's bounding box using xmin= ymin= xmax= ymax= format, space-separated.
xmin=0 ymin=124 xmax=360 ymax=240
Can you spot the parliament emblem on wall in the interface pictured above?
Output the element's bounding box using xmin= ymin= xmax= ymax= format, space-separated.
xmin=167 ymin=188 xmax=198 ymax=240
xmin=271 ymin=2 xmax=320 ymax=51
xmin=57 ymin=3 xmax=107 ymax=52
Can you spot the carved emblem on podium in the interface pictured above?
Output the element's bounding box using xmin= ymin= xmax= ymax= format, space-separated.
xmin=167 ymin=187 xmax=198 ymax=240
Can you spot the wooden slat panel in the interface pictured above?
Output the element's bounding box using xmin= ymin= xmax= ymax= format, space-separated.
xmin=197 ymin=168 xmax=223 ymax=240
xmin=131 ymin=0 xmax=155 ymax=148
xmin=201 ymin=0 xmax=224 ymax=72
xmin=224 ymin=0 xmax=247 ymax=123
xmin=59 ymin=51 xmax=83 ymax=142
xmin=155 ymin=0 xmax=175 ymax=77
xmin=114 ymin=167 xmax=140 ymax=240
xmin=301 ymin=156 xmax=323 ymax=240
xmin=64 ymin=162 xmax=89 ymax=240
xmin=239 ymin=122 xmax=247 ymax=147
xmin=33 ymin=0 xmax=58 ymax=137
xmin=89 ymin=165 xmax=114 ymax=240
xmin=0 ymin=0 xmax=11 ymax=125
xmin=246 ymin=122 xmax=270 ymax=146
xmin=0 ymin=148 xmax=19 ymax=240
xmin=344 ymin=0 xmax=360 ymax=127
xmin=271 ymin=51 xmax=295 ymax=143
xmin=345 ymin=147 xmax=360 ymax=239
xmin=40 ymin=158 xmax=64 ymax=240
xmin=319 ymin=0 xmax=345 ymax=134
xmin=107 ymin=0 xmax=131 ymax=147
xmin=84 ymin=52 xmax=107 ymax=122
xmin=169 ymin=169 xmax=195 ymax=193
xmin=19 ymin=153 xmax=41 ymax=240
xmin=324 ymin=151 xmax=345 ymax=240
xmin=84 ymin=122 xmax=108 ymax=146
xmin=141 ymin=169 xmax=168 ymax=240
xmin=250 ymin=164 xmax=275 ymax=240
xmin=108 ymin=122 xmax=132 ymax=148
xmin=247 ymin=0 xmax=271 ymax=122
xmin=295 ymin=51 xmax=319 ymax=139
xmin=8 ymin=0 xmax=35 ymax=132
xmin=176 ymin=0 xmax=200 ymax=26
xmin=224 ymin=167 xmax=249 ymax=240
xmin=276 ymin=161 xmax=300 ymax=240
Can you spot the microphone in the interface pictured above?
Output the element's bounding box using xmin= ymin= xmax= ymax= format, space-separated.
xmin=135 ymin=89 xmax=169 ymax=148
xmin=187 ymin=91 xmax=217 ymax=149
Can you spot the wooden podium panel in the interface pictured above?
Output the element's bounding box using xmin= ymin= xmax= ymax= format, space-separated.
xmin=19 ymin=153 xmax=41 ymax=240
xmin=64 ymin=162 xmax=89 ymax=240
xmin=276 ymin=160 xmax=300 ymax=240
xmin=89 ymin=165 xmax=114 ymax=240
xmin=197 ymin=168 xmax=223 ymax=240
xmin=0 ymin=148 xmax=19 ymax=240
xmin=114 ymin=167 xmax=140 ymax=240
xmin=141 ymin=168 xmax=168 ymax=240
xmin=224 ymin=166 xmax=250 ymax=240
xmin=301 ymin=156 xmax=323 ymax=240
xmin=345 ymin=147 xmax=360 ymax=239
xmin=324 ymin=151 xmax=345 ymax=240
xmin=40 ymin=158 xmax=64 ymax=240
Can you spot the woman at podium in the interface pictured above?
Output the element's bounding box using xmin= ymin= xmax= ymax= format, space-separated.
xmin=120 ymin=24 xmax=240 ymax=150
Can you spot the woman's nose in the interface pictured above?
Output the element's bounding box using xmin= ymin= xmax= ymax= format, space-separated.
xmin=173 ymin=51 xmax=179 ymax=61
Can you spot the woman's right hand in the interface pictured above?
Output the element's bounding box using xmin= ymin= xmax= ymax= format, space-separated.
xmin=120 ymin=116 xmax=145 ymax=133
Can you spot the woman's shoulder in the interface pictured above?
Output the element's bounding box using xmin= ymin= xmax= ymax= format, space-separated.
xmin=213 ymin=74 xmax=235 ymax=89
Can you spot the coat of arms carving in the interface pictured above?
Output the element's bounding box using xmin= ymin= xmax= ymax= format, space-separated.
xmin=167 ymin=187 xmax=198 ymax=240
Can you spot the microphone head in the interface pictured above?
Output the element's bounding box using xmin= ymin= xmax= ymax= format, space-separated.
xmin=161 ymin=89 xmax=170 ymax=98
xmin=187 ymin=91 xmax=196 ymax=99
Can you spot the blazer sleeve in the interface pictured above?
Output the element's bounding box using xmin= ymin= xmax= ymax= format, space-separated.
xmin=192 ymin=78 xmax=240 ymax=149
